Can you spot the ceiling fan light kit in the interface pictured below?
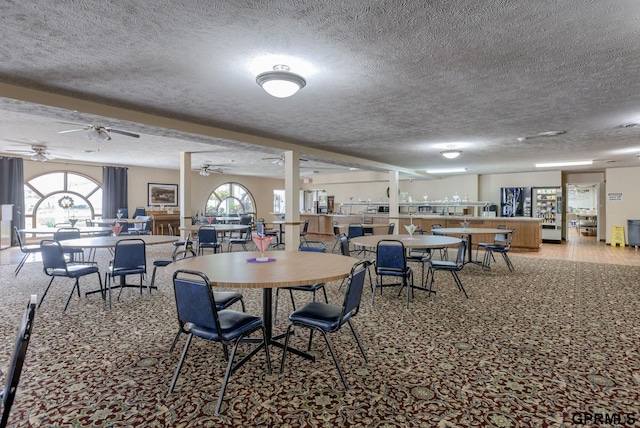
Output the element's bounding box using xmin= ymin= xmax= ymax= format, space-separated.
xmin=441 ymin=150 xmax=462 ymax=159
xmin=86 ymin=128 xmax=110 ymax=141
xmin=256 ymin=64 xmax=306 ymax=98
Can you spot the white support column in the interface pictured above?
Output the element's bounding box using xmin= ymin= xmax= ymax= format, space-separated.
xmin=389 ymin=170 xmax=400 ymax=235
xmin=284 ymin=150 xmax=301 ymax=250
xmin=179 ymin=152 xmax=192 ymax=240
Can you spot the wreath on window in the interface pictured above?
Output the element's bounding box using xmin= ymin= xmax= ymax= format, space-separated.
xmin=58 ymin=196 xmax=74 ymax=209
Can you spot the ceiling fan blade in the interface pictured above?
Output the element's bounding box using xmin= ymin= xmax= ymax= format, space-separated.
xmin=107 ymin=129 xmax=140 ymax=138
xmin=57 ymin=128 xmax=85 ymax=134
xmin=5 ymin=149 xmax=32 ymax=154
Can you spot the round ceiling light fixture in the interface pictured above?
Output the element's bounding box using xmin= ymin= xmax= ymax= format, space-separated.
xmin=256 ymin=64 xmax=306 ymax=98
xmin=440 ymin=149 xmax=462 ymax=159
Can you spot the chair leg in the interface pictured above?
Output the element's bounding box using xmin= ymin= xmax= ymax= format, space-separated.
xmin=215 ymin=337 xmax=242 ymax=415
xmin=167 ymin=333 xmax=193 ymax=395
xmin=14 ymin=253 xmax=29 ymax=276
xmin=38 ymin=277 xmax=56 ymax=308
xmin=169 ymin=329 xmax=182 ymax=353
xmin=451 ymin=271 xmax=468 ymax=299
xmin=318 ymin=329 xmax=348 ymax=390
xmin=502 ymin=252 xmax=515 ymax=272
xmin=347 ymin=320 xmax=369 ymax=364
xmin=150 ymin=266 xmax=159 ymax=287
xmin=279 ymin=323 xmax=295 ymax=375
xmin=63 ymin=278 xmax=80 ymax=312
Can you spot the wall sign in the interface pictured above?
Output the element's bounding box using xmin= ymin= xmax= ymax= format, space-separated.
xmin=608 ymin=192 xmax=623 ymax=201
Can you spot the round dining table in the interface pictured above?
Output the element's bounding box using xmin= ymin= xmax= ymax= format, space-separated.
xmin=58 ymin=234 xmax=179 ymax=249
xmin=165 ymin=250 xmax=360 ymax=359
xmin=180 ymin=224 xmax=251 ymax=233
xmin=19 ymin=226 xmax=111 ymax=235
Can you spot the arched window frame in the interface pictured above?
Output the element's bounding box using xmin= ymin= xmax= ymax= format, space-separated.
xmin=205 ymin=182 xmax=256 ymax=217
xmin=24 ymin=171 xmax=102 ymax=227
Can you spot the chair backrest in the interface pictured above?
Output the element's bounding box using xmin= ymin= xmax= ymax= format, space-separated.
xmin=256 ymin=221 xmax=266 ymax=236
xmin=454 ymin=240 xmax=467 ymax=268
xmin=299 ymin=220 xmax=309 ymax=236
xmin=53 ymin=227 xmax=81 ymax=241
xmin=340 ymin=260 xmax=369 ymax=320
xmin=85 ymin=219 xmax=94 ymax=227
xmin=339 ymin=236 xmax=350 ymax=256
xmin=13 ymin=227 xmax=26 ymax=251
xmin=40 ymin=240 xmax=69 ymax=271
xmin=133 ymin=207 xmax=146 ymax=218
xmin=133 ymin=215 xmax=151 ymax=231
xmin=198 ymin=226 xmax=219 ymax=244
xmin=112 ymin=239 xmax=146 ymax=271
xmin=117 ymin=208 xmax=129 ymax=218
xmin=1 ymin=295 xmax=37 ymax=428
xmin=387 ymin=222 xmax=395 ymax=234
xmin=376 ymin=240 xmax=407 ymax=272
xmin=493 ymin=224 xmax=509 ymax=245
xmin=503 ymin=229 xmax=515 ymax=249
xmin=239 ymin=215 xmax=252 ymax=225
xmin=347 ymin=224 xmax=363 ymax=239
xmin=172 ymin=270 xmax=222 ymax=337
xmin=431 ymin=224 xmax=443 ymax=235
xmin=332 ymin=221 xmax=341 ymax=238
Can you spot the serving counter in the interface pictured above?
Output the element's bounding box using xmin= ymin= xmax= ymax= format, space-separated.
xmin=300 ymin=213 xmax=542 ymax=252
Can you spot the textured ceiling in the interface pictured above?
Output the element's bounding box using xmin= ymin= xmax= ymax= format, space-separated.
xmin=1 ymin=0 xmax=640 ymax=178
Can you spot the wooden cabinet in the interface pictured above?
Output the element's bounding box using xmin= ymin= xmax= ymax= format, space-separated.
xmin=147 ymin=210 xmax=180 ymax=235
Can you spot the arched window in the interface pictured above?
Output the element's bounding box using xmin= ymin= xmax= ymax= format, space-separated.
xmin=205 ymin=182 xmax=255 ymax=216
xmin=24 ymin=171 xmax=102 ymax=227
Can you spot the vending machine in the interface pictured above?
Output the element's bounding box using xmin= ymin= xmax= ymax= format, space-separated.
xmin=500 ymin=187 xmax=532 ymax=217
xmin=533 ymin=187 xmax=562 ymax=242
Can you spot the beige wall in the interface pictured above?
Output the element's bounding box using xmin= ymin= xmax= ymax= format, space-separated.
xmin=605 ymin=166 xmax=640 ymax=244
xmin=22 ymin=159 xmax=284 ymax=221
xmin=478 ymin=170 xmax=562 ymax=203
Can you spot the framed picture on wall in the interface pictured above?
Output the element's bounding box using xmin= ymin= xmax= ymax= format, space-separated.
xmin=148 ymin=183 xmax=178 ymax=207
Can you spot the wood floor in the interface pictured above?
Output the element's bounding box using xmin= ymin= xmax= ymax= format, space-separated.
xmin=3 ymin=230 xmax=639 ymax=267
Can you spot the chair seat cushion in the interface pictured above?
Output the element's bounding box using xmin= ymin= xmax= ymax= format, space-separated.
xmin=153 ymin=258 xmax=173 ymax=267
xmin=376 ymin=267 xmax=412 ymax=277
xmin=188 ymin=310 xmax=262 ymax=342
xmin=52 ymin=265 xmax=99 ymax=277
xmin=429 ymin=260 xmax=458 ymax=270
xmin=289 ymin=301 xmax=348 ymax=331
xmin=485 ymin=244 xmax=508 ymax=253
xmin=108 ymin=266 xmax=145 ymax=276
xmin=213 ymin=291 xmax=243 ymax=310
xmin=283 ymin=283 xmax=325 ymax=292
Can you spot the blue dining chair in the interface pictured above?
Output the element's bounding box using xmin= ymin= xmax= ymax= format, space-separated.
xmin=104 ymin=238 xmax=147 ymax=309
xmin=40 ymin=240 xmax=103 ymax=311
xmin=372 ymin=239 xmax=414 ymax=308
xmin=273 ymin=242 xmax=328 ymax=323
xmin=279 ymin=260 xmax=369 ymax=390
xmin=167 ymin=269 xmax=271 ymax=415
xmin=427 ymin=239 xmax=469 ymax=298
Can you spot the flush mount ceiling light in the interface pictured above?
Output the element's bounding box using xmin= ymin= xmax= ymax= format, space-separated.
xmin=535 ymin=160 xmax=593 ymax=168
xmin=440 ymin=150 xmax=462 ymax=159
xmin=426 ymin=167 xmax=467 ymax=174
xmin=256 ymin=64 xmax=306 ymax=98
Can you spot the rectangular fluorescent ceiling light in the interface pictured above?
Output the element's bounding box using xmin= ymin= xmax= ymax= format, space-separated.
xmin=535 ymin=160 xmax=593 ymax=168
xmin=426 ymin=167 xmax=467 ymax=174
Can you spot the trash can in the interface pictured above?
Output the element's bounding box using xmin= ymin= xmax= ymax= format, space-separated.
xmin=628 ymin=220 xmax=640 ymax=249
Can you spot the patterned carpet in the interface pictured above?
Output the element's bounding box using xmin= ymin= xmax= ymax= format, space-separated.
xmin=1 ymin=243 xmax=639 ymax=427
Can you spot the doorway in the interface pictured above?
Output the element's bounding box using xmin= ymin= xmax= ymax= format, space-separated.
xmin=565 ymin=183 xmax=599 ymax=242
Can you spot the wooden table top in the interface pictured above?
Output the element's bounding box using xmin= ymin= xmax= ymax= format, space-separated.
xmin=166 ymin=251 xmax=360 ymax=289
xmin=58 ymin=235 xmax=179 ymax=248
xmin=350 ymin=234 xmax=462 ymax=249
xmin=181 ymin=224 xmax=251 ymax=232
xmin=19 ymin=227 xmax=111 ymax=234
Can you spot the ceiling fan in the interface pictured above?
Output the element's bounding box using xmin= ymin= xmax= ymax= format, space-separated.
xmin=57 ymin=122 xmax=140 ymax=141
xmin=194 ymin=164 xmax=230 ymax=176
xmin=5 ymin=144 xmax=71 ymax=162
xmin=262 ymin=155 xmax=308 ymax=165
